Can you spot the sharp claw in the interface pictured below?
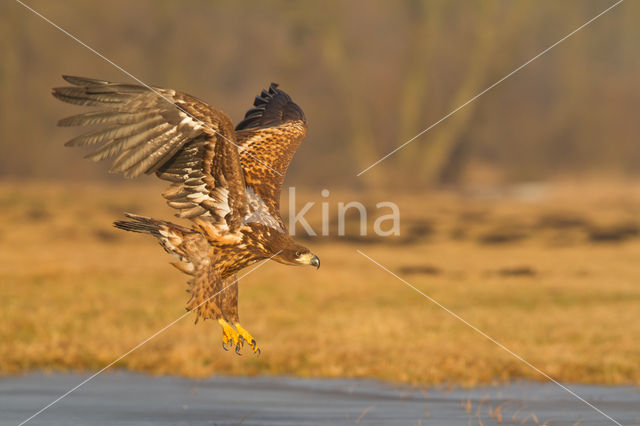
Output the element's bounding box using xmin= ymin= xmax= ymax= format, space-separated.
xmin=255 ymin=347 xmax=261 ymax=357
xmin=235 ymin=343 xmax=243 ymax=355
xmin=222 ymin=341 xmax=229 ymax=351
xmin=232 ymin=323 xmax=260 ymax=355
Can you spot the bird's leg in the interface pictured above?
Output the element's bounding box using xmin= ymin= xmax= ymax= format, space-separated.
xmin=234 ymin=323 xmax=260 ymax=356
xmin=218 ymin=318 xmax=242 ymax=353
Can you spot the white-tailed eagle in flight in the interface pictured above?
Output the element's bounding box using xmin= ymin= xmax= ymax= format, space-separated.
xmin=52 ymin=76 xmax=319 ymax=355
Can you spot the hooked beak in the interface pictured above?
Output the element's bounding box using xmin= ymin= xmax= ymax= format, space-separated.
xmin=297 ymin=252 xmax=320 ymax=269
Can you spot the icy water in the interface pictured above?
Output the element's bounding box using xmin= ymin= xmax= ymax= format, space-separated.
xmin=1 ymin=373 xmax=638 ymax=425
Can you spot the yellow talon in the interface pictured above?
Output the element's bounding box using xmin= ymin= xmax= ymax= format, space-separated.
xmin=235 ymin=323 xmax=260 ymax=355
xmin=218 ymin=318 xmax=241 ymax=352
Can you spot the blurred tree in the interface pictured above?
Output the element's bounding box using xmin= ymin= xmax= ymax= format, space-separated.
xmin=397 ymin=0 xmax=443 ymax=176
xmin=405 ymin=1 xmax=498 ymax=185
xmin=1 ymin=0 xmax=638 ymax=188
xmin=318 ymin=2 xmax=383 ymax=189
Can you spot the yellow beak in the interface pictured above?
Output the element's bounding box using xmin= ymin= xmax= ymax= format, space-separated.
xmin=298 ymin=253 xmax=320 ymax=269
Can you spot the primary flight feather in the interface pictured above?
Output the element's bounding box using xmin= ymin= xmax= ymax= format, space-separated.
xmin=52 ymin=76 xmax=319 ymax=355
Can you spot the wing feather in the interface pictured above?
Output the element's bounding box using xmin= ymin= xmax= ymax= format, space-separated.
xmin=58 ymin=110 xmax=160 ymax=127
xmin=64 ymin=118 xmax=163 ymax=147
xmin=235 ymin=83 xmax=307 ymax=217
xmin=53 ymin=75 xmax=247 ymax=232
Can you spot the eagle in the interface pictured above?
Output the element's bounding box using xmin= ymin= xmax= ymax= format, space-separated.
xmin=52 ymin=76 xmax=319 ymax=355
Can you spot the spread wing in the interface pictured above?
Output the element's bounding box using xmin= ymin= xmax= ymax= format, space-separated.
xmin=53 ymin=75 xmax=247 ymax=231
xmin=235 ymin=83 xmax=307 ymax=217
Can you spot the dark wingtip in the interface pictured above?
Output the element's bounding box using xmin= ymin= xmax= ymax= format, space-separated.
xmin=51 ymin=87 xmax=64 ymax=99
xmin=235 ymin=82 xmax=305 ymax=131
xmin=61 ymin=75 xmax=108 ymax=86
xmin=62 ymin=75 xmax=86 ymax=85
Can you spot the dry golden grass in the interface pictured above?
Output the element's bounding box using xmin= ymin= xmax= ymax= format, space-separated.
xmin=1 ymin=180 xmax=639 ymax=386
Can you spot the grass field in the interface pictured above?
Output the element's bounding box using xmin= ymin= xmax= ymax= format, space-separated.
xmin=1 ymin=180 xmax=639 ymax=386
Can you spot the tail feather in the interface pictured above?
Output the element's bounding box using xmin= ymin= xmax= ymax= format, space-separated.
xmin=113 ymin=213 xmax=203 ymax=272
xmin=114 ymin=212 xmax=162 ymax=237
xmin=114 ymin=212 xmax=192 ymax=236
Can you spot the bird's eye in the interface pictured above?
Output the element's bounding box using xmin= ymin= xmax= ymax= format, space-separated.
xmin=295 ymin=251 xmax=301 ymax=257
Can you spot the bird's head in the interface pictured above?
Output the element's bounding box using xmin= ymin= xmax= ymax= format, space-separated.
xmin=275 ymin=244 xmax=320 ymax=269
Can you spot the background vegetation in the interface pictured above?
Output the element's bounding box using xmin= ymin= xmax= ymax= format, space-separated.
xmin=2 ymin=182 xmax=640 ymax=385
xmin=1 ymin=0 xmax=639 ymax=188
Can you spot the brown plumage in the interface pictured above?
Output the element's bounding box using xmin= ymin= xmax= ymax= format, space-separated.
xmin=52 ymin=76 xmax=319 ymax=354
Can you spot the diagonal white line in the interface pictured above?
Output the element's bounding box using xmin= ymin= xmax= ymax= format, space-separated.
xmin=357 ymin=0 xmax=624 ymax=176
xmin=356 ymin=249 xmax=622 ymax=426
xmin=17 ymin=251 xmax=281 ymax=426
xmin=14 ymin=0 xmax=282 ymax=177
